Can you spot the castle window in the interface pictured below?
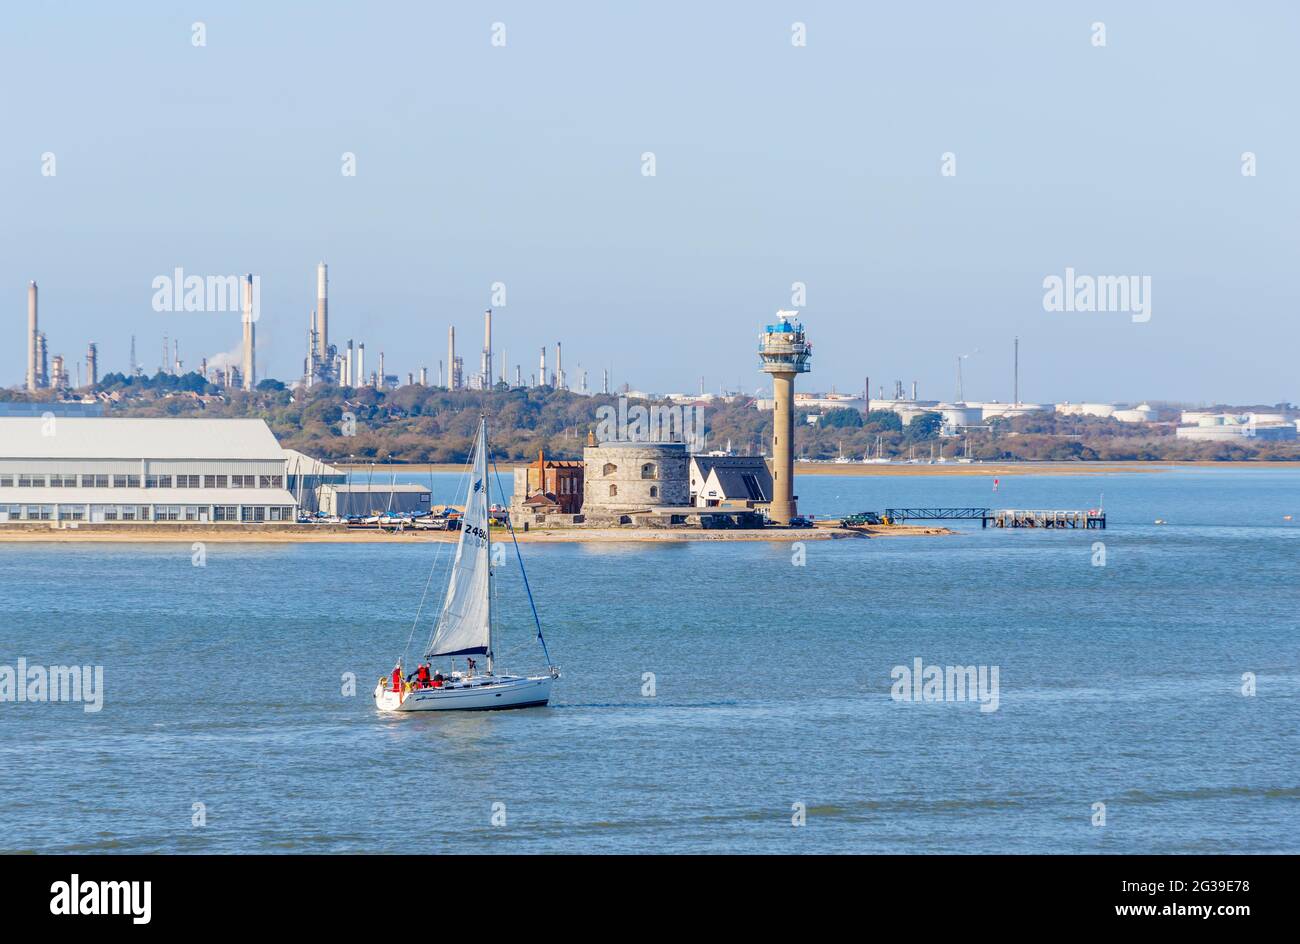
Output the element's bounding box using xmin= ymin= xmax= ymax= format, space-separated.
xmin=603 ymin=463 xmax=617 ymax=476
xmin=609 ymin=484 xmax=618 ymax=497
xmin=640 ymin=463 xmax=657 ymax=479
xmin=649 ymin=486 xmax=658 ymax=499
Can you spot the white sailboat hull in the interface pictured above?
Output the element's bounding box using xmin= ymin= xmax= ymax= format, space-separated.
xmin=374 ymin=674 xmax=553 ymax=712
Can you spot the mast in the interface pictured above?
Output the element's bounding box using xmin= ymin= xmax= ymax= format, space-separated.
xmin=483 ymin=415 xmax=493 ymax=674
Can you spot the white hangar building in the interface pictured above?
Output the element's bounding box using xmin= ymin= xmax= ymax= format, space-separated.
xmin=0 ymin=417 xmax=298 ymax=524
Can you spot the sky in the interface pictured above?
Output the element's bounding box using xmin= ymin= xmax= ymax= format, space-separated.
xmin=2 ymin=1 xmax=1297 ymax=405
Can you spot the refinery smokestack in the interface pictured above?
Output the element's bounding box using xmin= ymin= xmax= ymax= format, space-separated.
xmin=241 ymin=274 xmax=256 ymax=390
xmin=316 ymin=262 xmax=328 ymax=360
xmin=556 ymin=341 xmax=564 ymax=390
xmin=448 ymin=325 xmax=457 ymax=390
xmin=26 ymin=281 xmax=38 ymax=392
xmin=482 ymin=309 xmax=492 ymax=389
xmin=345 ymin=339 xmax=354 ymax=386
xmin=1014 ymin=336 xmax=1020 ymax=405
xmin=539 ymin=346 xmax=546 ymax=388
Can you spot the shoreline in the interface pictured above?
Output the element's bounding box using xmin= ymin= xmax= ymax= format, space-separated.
xmin=0 ymin=524 xmax=951 ymax=544
xmin=337 ymin=459 xmax=1299 ymax=476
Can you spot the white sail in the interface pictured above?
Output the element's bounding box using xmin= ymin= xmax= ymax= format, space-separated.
xmin=426 ymin=418 xmax=491 ymax=658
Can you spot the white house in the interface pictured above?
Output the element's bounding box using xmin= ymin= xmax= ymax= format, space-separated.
xmin=688 ymin=456 xmax=773 ymax=508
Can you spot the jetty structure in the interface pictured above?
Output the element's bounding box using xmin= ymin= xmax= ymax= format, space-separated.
xmin=758 ymin=311 xmax=811 ymax=525
xmin=875 ymin=507 xmax=1105 ymax=529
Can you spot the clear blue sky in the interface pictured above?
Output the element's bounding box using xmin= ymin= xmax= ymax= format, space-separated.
xmin=3 ymin=2 xmax=1297 ymax=404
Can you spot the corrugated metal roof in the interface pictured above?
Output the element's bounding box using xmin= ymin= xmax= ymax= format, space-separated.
xmin=282 ymin=448 xmax=343 ymax=476
xmin=0 ymin=487 xmax=298 ymax=504
xmin=0 ymin=418 xmax=284 ymax=461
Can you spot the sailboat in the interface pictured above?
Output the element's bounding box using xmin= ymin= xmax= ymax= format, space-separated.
xmin=374 ymin=416 xmax=558 ymax=712
xmin=862 ymin=434 xmax=891 ymax=464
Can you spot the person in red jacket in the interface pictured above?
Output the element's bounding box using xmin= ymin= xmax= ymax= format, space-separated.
xmin=416 ymin=664 xmax=431 ymax=688
xmin=391 ymin=663 xmax=402 ymax=694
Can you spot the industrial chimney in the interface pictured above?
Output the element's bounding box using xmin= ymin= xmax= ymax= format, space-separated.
xmin=86 ymin=342 xmax=98 ymax=388
xmin=316 ymin=262 xmax=329 ymax=361
xmin=482 ymin=309 xmax=492 ymax=389
xmin=556 ymin=341 xmax=564 ymax=390
xmin=448 ymin=325 xmax=457 ymax=390
xmin=26 ymin=282 xmax=38 ymax=391
xmin=241 ymin=274 xmax=256 ymax=390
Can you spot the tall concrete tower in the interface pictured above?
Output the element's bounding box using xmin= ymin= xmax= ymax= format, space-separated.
xmin=357 ymin=343 xmax=366 ymax=389
xmin=758 ymin=311 xmax=811 ymax=526
xmin=315 ymin=262 xmax=328 ymax=360
xmin=448 ymin=325 xmax=457 ymax=390
xmin=86 ymin=342 xmax=98 ymax=387
xmin=241 ymin=274 xmax=256 ymax=390
xmin=481 ymin=309 xmax=492 ymax=389
xmin=26 ymin=281 xmax=38 ymax=391
xmin=556 ymin=341 xmax=564 ymax=390
xmin=538 ymin=346 xmax=546 ymax=388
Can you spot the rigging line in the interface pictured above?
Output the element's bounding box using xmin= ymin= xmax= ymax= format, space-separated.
xmin=399 ymin=534 xmax=443 ymax=664
xmin=491 ymin=454 xmax=552 ymax=667
xmin=422 ymin=442 xmax=476 ymax=658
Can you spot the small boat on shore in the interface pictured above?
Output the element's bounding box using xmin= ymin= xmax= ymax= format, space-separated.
xmin=374 ymin=415 xmax=558 ymax=713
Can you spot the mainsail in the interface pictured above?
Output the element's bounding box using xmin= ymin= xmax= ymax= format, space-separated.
xmin=426 ymin=418 xmax=491 ymax=658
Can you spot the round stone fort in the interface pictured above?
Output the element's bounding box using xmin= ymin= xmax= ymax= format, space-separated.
xmin=582 ymin=440 xmax=689 ymax=513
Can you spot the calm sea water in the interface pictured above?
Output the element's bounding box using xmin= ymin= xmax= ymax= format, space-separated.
xmin=1 ymin=467 xmax=1297 ymax=853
